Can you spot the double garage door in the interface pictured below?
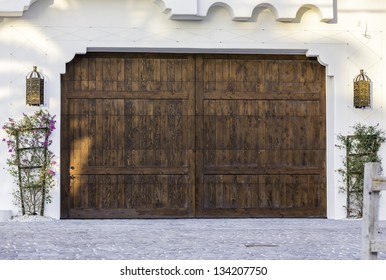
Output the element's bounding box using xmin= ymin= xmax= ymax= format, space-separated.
xmin=60 ymin=53 xmax=326 ymax=219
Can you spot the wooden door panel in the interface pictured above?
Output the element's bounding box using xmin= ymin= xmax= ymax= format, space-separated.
xmin=68 ymin=173 xmax=192 ymax=218
xmin=124 ymin=100 xmax=194 ymax=167
xmin=202 ymin=103 xmax=323 ymax=169
xmin=196 ymin=55 xmax=326 ymax=217
xmin=62 ymin=54 xmax=195 ymax=218
xmin=203 ymin=174 xmax=323 ymax=209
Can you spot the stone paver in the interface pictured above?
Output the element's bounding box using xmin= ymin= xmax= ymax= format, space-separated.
xmin=0 ymin=218 xmax=385 ymax=260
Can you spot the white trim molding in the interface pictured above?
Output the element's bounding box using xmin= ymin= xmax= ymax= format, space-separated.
xmin=0 ymin=0 xmax=38 ymax=17
xmin=1 ymin=0 xmax=335 ymax=22
xmin=155 ymin=0 xmax=335 ymax=22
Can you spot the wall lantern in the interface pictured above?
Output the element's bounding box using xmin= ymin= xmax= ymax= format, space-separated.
xmin=353 ymin=69 xmax=371 ymax=108
xmin=26 ymin=66 xmax=44 ymax=106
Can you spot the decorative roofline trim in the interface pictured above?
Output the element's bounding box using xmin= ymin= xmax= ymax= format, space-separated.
xmin=155 ymin=0 xmax=335 ymax=23
xmin=1 ymin=0 xmax=335 ymax=22
xmin=0 ymin=0 xmax=38 ymax=17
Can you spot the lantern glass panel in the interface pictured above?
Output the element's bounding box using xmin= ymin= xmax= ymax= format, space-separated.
xmin=26 ymin=66 xmax=44 ymax=106
xmin=353 ymin=70 xmax=371 ymax=108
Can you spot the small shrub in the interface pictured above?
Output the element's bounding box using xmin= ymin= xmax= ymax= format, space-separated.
xmin=336 ymin=123 xmax=385 ymax=218
xmin=2 ymin=110 xmax=56 ymax=216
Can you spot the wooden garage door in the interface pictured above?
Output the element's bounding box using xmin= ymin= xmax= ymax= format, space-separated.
xmin=196 ymin=55 xmax=326 ymax=217
xmin=61 ymin=54 xmax=196 ymax=218
xmin=61 ymin=53 xmax=326 ymax=218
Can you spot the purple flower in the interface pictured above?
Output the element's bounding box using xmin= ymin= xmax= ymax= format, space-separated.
xmin=48 ymin=169 xmax=56 ymax=176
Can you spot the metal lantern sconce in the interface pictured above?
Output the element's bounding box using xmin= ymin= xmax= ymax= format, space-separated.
xmin=353 ymin=69 xmax=371 ymax=108
xmin=26 ymin=66 xmax=44 ymax=106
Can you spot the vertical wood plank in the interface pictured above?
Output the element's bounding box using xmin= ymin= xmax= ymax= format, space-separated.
xmin=95 ymin=58 xmax=103 ymax=91
xmin=361 ymin=163 xmax=381 ymax=260
xmin=88 ymin=57 xmax=96 ymax=91
xmin=80 ymin=58 xmax=89 ymax=91
xmin=88 ymin=99 xmax=96 ymax=166
xmin=195 ymin=55 xmax=205 ymax=217
xmin=117 ymin=58 xmax=125 ymax=91
xmin=88 ymin=175 xmax=96 ymax=209
xmin=95 ymin=99 xmax=103 ymax=166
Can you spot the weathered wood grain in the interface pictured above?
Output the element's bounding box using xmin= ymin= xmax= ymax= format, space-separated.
xmin=61 ymin=53 xmax=326 ymax=218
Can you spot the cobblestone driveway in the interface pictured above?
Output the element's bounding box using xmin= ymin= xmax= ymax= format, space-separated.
xmin=1 ymin=218 xmax=385 ymax=260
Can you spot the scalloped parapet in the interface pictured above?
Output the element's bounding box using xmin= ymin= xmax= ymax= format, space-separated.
xmin=0 ymin=0 xmax=38 ymax=17
xmin=155 ymin=0 xmax=335 ymax=22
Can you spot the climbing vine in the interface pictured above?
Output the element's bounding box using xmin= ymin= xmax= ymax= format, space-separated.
xmin=336 ymin=123 xmax=385 ymax=218
xmin=2 ymin=110 xmax=56 ymax=216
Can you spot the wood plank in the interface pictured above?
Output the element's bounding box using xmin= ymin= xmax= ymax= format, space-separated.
xmin=80 ymin=175 xmax=89 ymax=209
xmin=73 ymin=58 xmax=82 ymax=91
xmin=110 ymin=175 xmax=118 ymax=209
xmin=95 ymin=99 xmax=104 ymax=166
xmin=371 ymin=240 xmax=386 ymax=253
xmin=362 ymin=163 xmax=386 ymax=259
xmin=204 ymin=166 xmax=321 ymax=175
xmin=102 ymin=175 xmax=112 ymax=209
xmin=71 ymin=101 xmax=82 ymax=168
xmin=87 ymin=58 xmax=96 ymax=91
xmin=87 ymin=99 xmax=96 ymax=166
xmin=80 ymin=99 xmax=89 ymax=166
xmin=372 ymin=177 xmax=386 ymax=191
xmin=88 ymin=175 xmax=96 ymax=208
xmin=95 ymin=58 xmax=103 ymax=91
xmin=68 ymin=208 xmax=191 ymax=219
xmin=70 ymin=166 xmax=189 ymax=175
xmin=195 ymin=55 xmax=205 ymax=217
xmin=60 ymin=75 xmax=71 ymax=218
xmin=102 ymin=99 xmax=112 ymax=166
xmin=198 ymin=207 xmax=324 ymax=218
xmin=117 ymin=175 xmax=125 ymax=208
xmin=103 ymin=57 xmax=118 ymax=91
xmin=65 ymin=91 xmax=190 ymax=99
xmin=116 ymin=99 xmax=125 ymax=166
xmin=362 ymin=163 xmax=381 ymax=259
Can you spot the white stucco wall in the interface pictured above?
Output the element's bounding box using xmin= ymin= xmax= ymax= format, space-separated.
xmin=0 ymin=0 xmax=385 ymax=219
